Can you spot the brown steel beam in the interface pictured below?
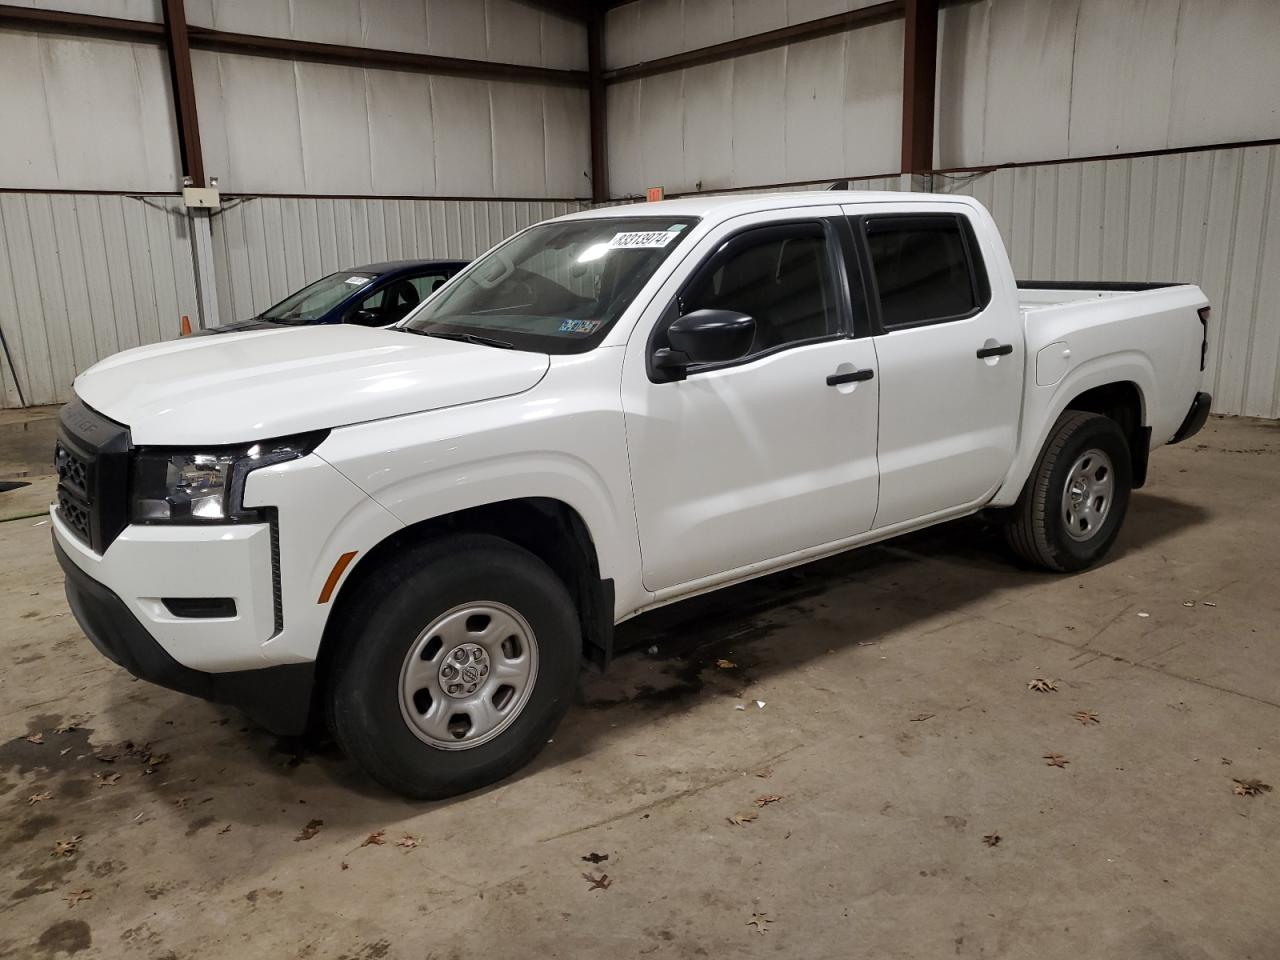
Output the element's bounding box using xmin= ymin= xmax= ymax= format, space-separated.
xmin=901 ymin=0 xmax=939 ymax=174
xmin=603 ymin=0 xmax=904 ymax=84
xmin=0 ymin=3 xmax=163 ymax=41
xmin=161 ymin=0 xmax=204 ymax=187
xmin=185 ymin=27 xmax=588 ymax=87
xmin=587 ymin=13 xmax=609 ymax=202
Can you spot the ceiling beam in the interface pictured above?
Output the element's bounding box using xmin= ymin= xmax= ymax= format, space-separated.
xmin=0 ymin=3 xmax=163 ymax=42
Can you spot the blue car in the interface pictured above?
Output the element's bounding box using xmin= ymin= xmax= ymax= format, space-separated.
xmin=204 ymin=258 xmax=469 ymax=334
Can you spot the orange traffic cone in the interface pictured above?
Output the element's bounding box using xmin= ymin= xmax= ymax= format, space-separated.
xmin=180 ymin=315 xmax=192 ymax=336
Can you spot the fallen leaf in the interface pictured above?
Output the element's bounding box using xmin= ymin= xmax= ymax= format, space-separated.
xmin=27 ymin=791 xmax=52 ymax=805
xmin=747 ymin=912 xmax=773 ymax=934
xmin=727 ymin=811 xmax=758 ymax=827
xmin=1072 ymin=711 xmax=1100 ymax=726
xmin=581 ymin=852 xmax=609 ymax=864
xmin=52 ymin=836 xmax=82 ymax=858
xmin=218 ymin=824 xmax=232 ymax=835
xmin=54 ymin=716 xmax=87 ymax=734
xmin=754 ymin=767 xmax=773 ymax=779
xmin=582 ymin=871 xmax=612 ymax=891
xmin=754 ymin=794 xmax=783 ymax=808
xmin=910 ymin=713 xmax=936 ymax=722
xmin=982 ymin=833 xmax=1001 ymax=847
xmin=63 ymin=889 xmax=92 ymax=908
xmin=361 ymin=831 xmax=386 ymax=847
xmin=395 ymin=835 xmax=419 ymax=849
xmin=25 ymin=733 xmax=44 ymax=745
xmin=1027 ymin=678 xmax=1058 ymax=693
xmin=1043 ymin=753 xmax=1070 ymax=768
xmin=715 ymin=659 xmax=737 ymax=669
xmin=1232 ymin=778 xmax=1272 ymax=797
xmin=94 ymin=772 xmax=121 ymax=788
xmin=295 ymin=819 xmax=324 ymax=841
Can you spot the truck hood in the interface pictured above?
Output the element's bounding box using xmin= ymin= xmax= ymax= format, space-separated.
xmin=74 ymin=325 xmax=550 ymax=445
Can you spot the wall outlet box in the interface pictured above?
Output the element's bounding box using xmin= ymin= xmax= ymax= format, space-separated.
xmin=183 ymin=187 xmax=221 ymax=210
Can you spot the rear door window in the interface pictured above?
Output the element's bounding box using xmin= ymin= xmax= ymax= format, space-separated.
xmin=861 ymin=214 xmax=988 ymax=330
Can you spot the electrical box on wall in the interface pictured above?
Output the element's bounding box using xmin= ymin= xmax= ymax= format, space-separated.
xmin=182 ymin=187 xmax=221 ymax=210
xmin=646 ymin=187 xmax=664 ymax=202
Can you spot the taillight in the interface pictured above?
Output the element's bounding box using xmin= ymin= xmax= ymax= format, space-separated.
xmin=1197 ymin=305 xmax=1210 ymax=371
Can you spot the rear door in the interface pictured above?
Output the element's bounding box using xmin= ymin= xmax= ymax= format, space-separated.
xmin=843 ymin=205 xmax=1022 ymax=528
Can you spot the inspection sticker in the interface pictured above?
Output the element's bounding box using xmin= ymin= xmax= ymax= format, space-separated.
xmin=608 ymin=231 xmax=676 ymax=249
xmin=344 ymin=275 xmax=372 ymax=285
xmin=559 ymin=319 xmax=602 ymax=334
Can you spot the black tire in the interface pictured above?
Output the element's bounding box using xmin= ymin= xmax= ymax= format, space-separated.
xmin=1004 ymin=411 xmax=1132 ymax=572
xmin=326 ymin=533 xmax=580 ymax=800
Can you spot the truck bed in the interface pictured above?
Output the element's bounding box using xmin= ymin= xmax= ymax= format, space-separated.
xmin=1017 ymin=279 xmax=1188 ymax=310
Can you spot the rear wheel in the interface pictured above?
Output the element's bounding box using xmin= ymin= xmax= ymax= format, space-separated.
xmin=1004 ymin=411 xmax=1132 ymax=572
xmin=327 ymin=533 xmax=580 ymax=799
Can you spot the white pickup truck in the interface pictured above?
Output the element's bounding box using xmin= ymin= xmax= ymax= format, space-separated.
xmin=52 ymin=192 xmax=1212 ymax=799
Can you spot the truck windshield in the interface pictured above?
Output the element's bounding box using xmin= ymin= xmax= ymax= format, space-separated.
xmin=260 ymin=271 xmax=375 ymax=323
xmin=400 ymin=216 xmax=698 ymax=353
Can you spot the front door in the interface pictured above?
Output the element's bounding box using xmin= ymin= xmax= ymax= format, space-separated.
xmin=622 ymin=212 xmax=880 ymax=594
xmin=845 ymin=206 xmax=1022 ymax=528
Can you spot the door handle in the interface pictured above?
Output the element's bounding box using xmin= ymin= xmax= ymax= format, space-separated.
xmin=976 ymin=343 xmax=1014 ymax=359
xmin=826 ymin=368 xmax=875 ymax=386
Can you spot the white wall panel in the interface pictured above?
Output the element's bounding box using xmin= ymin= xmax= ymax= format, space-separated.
xmin=936 ymin=0 xmax=1280 ymax=169
xmin=184 ymin=0 xmax=587 ymax=70
xmin=0 ymin=31 xmax=180 ymax=192
xmin=0 ymin=194 xmax=198 ymax=407
xmin=193 ymin=53 xmax=589 ymax=198
xmin=2 ymin=0 xmax=160 ymax=20
xmin=606 ymin=25 xmax=902 ymax=198
xmin=209 ymin=196 xmax=586 ymax=322
xmin=939 ymin=144 xmax=1280 ymax=419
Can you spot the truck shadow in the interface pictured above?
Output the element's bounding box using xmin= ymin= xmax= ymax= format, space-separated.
xmin=114 ymin=489 xmax=1206 ymax=814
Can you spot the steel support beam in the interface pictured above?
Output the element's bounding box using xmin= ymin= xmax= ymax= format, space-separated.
xmin=161 ymin=0 xmax=204 ymax=188
xmin=587 ymin=13 xmax=609 ymax=203
xmin=900 ymin=0 xmax=939 ymax=180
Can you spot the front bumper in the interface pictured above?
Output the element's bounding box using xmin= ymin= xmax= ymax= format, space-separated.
xmin=1169 ymin=391 xmax=1212 ymax=444
xmin=55 ymin=538 xmax=314 ymax=734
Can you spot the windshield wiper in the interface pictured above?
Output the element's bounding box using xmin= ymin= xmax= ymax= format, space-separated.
xmin=416 ymin=330 xmax=516 ymax=350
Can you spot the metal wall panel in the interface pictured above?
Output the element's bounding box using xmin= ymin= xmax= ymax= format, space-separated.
xmin=209 ymin=196 xmax=587 ymax=322
xmin=193 ymin=51 xmax=591 ymax=199
xmin=0 ymin=193 xmax=199 ymax=408
xmin=936 ymin=0 xmax=1280 ymax=169
xmin=605 ymin=0 xmax=887 ymax=69
xmin=1 ymin=0 xmax=161 ymax=21
xmin=605 ymin=18 xmax=902 ymax=198
xmin=939 ymin=144 xmax=1280 ymax=419
xmin=0 ymin=30 xmax=181 ymax=192
xmin=184 ymin=0 xmax=587 ymax=70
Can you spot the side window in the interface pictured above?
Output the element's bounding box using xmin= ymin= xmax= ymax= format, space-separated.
xmin=679 ymin=223 xmax=839 ymax=356
xmin=407 ymin=272 xmax=450 ymax=301
xmin=348 ymin=286 xmax=387 ymax=325
xmin=863 ymin=214 xmax=987 ymax=329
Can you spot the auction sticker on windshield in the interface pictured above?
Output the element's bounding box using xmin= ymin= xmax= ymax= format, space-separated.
xmin=344 ymin=275 xmax=373 ymax=285
xmin=559 ymin=319 xmax=602 ymax=334
xmin=608 ymin=232 xmax=677 ymax=249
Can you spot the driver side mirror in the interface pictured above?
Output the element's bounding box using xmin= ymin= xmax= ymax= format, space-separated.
xmin=347 ymin=308 xmax=383 ymax=327
xmin=652 ymin=309 xmax=755 ymax=381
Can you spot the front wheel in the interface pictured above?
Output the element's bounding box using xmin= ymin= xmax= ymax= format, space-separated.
xmin=1004 ymin=411 xmax=1133 ymax=572
xmin=326 ymin=533 xmax=581 ymax=799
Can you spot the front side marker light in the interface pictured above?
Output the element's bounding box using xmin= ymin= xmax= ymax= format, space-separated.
xmin=318 ymin=551 xmax=358 ymax=604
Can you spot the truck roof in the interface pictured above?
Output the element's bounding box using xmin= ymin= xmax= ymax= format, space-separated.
xmin=556 ymin=190 xmax=980 ymax=224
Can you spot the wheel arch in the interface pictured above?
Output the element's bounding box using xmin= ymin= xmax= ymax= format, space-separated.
xmin=314 ymin=497 xmax=614 ymax=715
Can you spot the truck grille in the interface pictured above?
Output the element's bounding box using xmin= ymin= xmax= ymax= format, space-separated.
xmin=54 ymin=399 xmax=131 ymax=553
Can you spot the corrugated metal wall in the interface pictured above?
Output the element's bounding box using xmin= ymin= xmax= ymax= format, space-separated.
xmin=0 ymin=192 xmax=199 ymax=407
xmin=938 ymin=145 xmax=1280 ymax=420
xmin=209 ymin=196 xmax=584 ymax=321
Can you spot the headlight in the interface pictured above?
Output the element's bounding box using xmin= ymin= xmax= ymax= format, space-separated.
xmin=131 ymin=431 xmax=327 ymax=523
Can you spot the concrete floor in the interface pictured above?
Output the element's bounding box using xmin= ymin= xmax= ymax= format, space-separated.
xmin=1 ymin=412 xmax=1277 ymax=960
